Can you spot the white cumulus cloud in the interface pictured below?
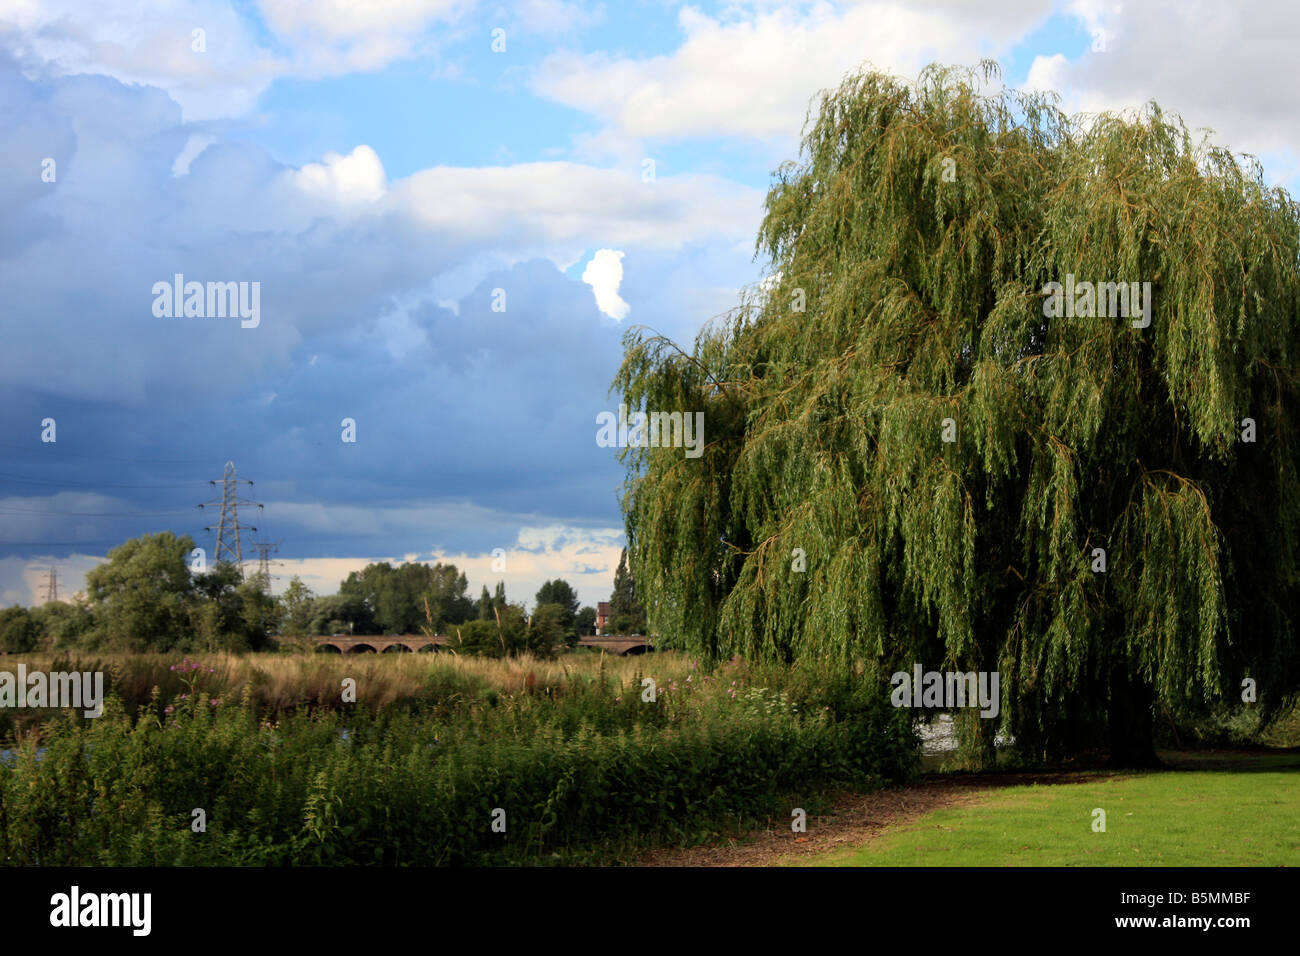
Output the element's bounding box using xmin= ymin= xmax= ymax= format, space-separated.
xmin=0 ymin=0 xmax=475 ymax=119
xmin=581 ymin=249 xmax=630 ymax=320
xmin=389 ymin=162 xmax=760 ymax=249
xmin=1024 ymin=1 xmax=1300 ymax=170
xmin=282 ymin=144 xmax=388 ymax=205
xmin=532 ymin=1 xmax=1050 ymax=144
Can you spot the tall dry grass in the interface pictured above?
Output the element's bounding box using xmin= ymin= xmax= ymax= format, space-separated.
xmin=0 ymin=649 xmax=694 ymax=735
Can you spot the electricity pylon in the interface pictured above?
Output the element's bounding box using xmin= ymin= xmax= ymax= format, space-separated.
xmin=198 ymin=460 xmax=262 ymax=578
xmin=252 ymin=539 xmax=282 ymax=589
xmin=40 ymin=566 xmax=59 ymax=603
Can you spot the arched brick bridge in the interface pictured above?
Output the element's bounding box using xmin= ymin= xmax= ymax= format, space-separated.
xmin=275 ymin=634 xmax=654 ymax=656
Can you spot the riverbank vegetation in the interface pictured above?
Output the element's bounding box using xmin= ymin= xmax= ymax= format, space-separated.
xmin=0 ymin=651 xmax=917 ymax=865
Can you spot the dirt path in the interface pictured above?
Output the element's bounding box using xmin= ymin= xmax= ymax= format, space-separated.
xmin=637 ymin=767 xmax=1127 ymax=867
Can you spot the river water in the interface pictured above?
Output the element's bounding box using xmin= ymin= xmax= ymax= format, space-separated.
xmin=917 ymin=714 xmax=1015 ymax=754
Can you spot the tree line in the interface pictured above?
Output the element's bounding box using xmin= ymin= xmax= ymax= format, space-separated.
xmin=0 ymin=532 xmax=646 ymax=658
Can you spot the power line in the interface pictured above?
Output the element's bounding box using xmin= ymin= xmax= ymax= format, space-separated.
xmin=0 ymin=539 xmax=140 ymax=547
xmin=0 ymin=441 xmax=211 ymax=465
xmin=0 ymin=471 xmax=200 ymax=489
xmin=0 ymin=506 xmax=198 ymax=517
xmin=0 ymin=467 xmax=502 ymax=494
xmin=0 ymin=531 xmax=213 ymax=546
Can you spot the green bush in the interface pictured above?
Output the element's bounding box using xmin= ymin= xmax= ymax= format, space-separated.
xmin=0 ymin=608 xmax=41 ymax=654
xmin=1156 ymin=701 xmax=1266 ymax=749
xmin=0 ymin=658 xmax=917 ymax=865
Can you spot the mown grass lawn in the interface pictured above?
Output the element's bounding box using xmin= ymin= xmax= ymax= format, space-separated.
xmin=802 ymin=754 xmax=1300 ymax=866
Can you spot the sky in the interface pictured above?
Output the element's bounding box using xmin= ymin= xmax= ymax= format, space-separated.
xmin=2 ymin=0 xmax=1299 ymax=611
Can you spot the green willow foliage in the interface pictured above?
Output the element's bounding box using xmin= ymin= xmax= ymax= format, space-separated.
xmin=613 ymin=62 xmax=1300 ymax=761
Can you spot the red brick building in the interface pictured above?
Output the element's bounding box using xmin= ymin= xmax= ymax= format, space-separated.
xmin=595 ymin=601 xmax=611 ymax=635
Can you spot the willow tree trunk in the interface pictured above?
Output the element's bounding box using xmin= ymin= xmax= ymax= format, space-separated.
xmin=1107 ymin=665 xmax=1161 ymax=768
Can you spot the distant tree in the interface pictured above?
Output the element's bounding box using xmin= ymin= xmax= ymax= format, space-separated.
xmin=535 ymin=580 xmax=579 ymax=627
xmin=422 ymin=563 xmax=475 ymax=630
xmin=32 ymin=598 xmax=95 ymax=650
xmin=278 ymin=576 xmax=315 ymax=638
xmin=340 ymin=561 xmax=474 ymax=634
xmin=448 ymin=602 xmax=535 ymax=657
xmin=492 ymin=581 xmax=507 ymax=612
xmin=85 ymin=531 xmax=195 ymax=651
xmin=529 ymin=603 xmax=569 ymax=655
xmin=0 ymin=607 xmax=40 ymax=653
xmin=192 ymin=563 xmax=243 ymax=598
xmin=187 ymin=598 xmax=223 ymax=655
xmin=188 ymin=561 xmax=243 ymax=648
xmin=500 ymin=604 xmax=530 ymax=654
xmin=452 ymin=618 xmax=503 ymax=657
xmin=477 ymin=585 xmax=493 ymax=621
xmin=575 ymin=605 xmax=597 ymax=636
xmin=609 ymin=548 xmax=646 ymax=634
xmin=340 ymin=562 xmax=404 ymax=632
xmin=307 ymin=595 xmax=373 ymax=635
xmin=235 ymin=571 xmax=278 ymax=651
xmin=183 ymin=563 xmax=275 ymax=651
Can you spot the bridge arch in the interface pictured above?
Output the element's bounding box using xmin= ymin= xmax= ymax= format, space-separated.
xmin=348 ymin=643 xmax=378 ymax=654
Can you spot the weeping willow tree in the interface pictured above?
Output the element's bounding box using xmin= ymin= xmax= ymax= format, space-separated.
xmin=612 ymin=62 xmax=1300 ymax=768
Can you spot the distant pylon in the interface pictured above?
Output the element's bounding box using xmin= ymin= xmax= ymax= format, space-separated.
xmin=40 ymin=566 xmax=59 ymax=603
xmin=198 ymin=460 xmax=262 ymax=577
xmin=252 ymin=539 xmax=282 ymax=588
